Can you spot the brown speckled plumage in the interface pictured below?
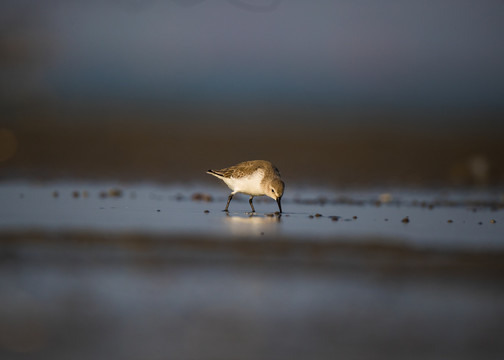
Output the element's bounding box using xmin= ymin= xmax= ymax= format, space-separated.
xmin=207 ymin=160 xmax=284 ymax=213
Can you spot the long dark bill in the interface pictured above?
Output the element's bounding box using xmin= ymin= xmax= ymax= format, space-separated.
xmin=276 ymin=197 xmax=282 ymax=213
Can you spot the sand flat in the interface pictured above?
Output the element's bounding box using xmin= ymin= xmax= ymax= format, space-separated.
xmin=1 ymin=181 xmax=503 ymax=359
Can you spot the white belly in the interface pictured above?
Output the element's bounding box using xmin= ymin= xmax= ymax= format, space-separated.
xmin=223 ymin=171 xmax=265 ymax=196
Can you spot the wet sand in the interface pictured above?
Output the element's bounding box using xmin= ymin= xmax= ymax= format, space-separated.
xmin=2 ymin=102 xmax=504 ymax=360
xmin=1 ymin=182 xmax=504 ymax=359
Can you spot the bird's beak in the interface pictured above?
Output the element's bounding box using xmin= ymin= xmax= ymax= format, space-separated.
xmin=276 ymin=197 xmax=282 ymax=213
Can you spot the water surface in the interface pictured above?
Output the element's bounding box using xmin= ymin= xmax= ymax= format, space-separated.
xmin=1 ymin=181 xmax=502 ymax=250
xmin=1 ymin=181 xmax=503 ymax=360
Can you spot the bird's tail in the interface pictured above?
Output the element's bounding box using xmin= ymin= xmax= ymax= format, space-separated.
xmin=206 ymin=169 xmax=225 ymax=179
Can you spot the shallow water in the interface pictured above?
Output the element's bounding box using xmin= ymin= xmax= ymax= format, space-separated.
xmin=1 ymin=181 xmax=504 ymax=359
xmin=1 ymin=181 xmax=502 ymax=250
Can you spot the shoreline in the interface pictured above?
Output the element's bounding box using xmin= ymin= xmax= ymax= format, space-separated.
xmin=2 ymin=117 xmax=504 ymax=186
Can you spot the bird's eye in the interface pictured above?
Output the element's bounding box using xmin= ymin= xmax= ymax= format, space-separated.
xmin=271 ymin=189 xmax=275 ymax=193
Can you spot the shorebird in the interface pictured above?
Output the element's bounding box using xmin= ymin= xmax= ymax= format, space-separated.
xmin=207 ymin=160 xmax=284 ymax=213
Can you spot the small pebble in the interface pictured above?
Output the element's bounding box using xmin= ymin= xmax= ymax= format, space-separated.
xmin=108 ymin=188 xmax=123 ymax=198
xmin=204 ymin=210 xmax=210 ymax=214
xmin=447 ymin=219 xmax=453 ymax=223
xmin=352 ymin=216 xmax=358 ymax=220
xmin=191 ymin=193 xmax=213 ymax=202
xmin=156 ymin=209 xmax=161 ymax=212
xmin=478 ymin=222 xmax=483 ymax=225
xmin=315 ymin=213 xmax=323 ymax=217
xmin=308 ymin=215 xmax=314 ymax=219
xmin=82 ymin=190 xmax=89 ymax=198
xmin=401 ymin=216 xmax=410 ymax=223
xmin=490 ymin=219 xmax=496 ymax=224
xmin=52 ymin=191 xmax=59 ymax=198
xmin=72 ymin=191 xmax=80 ymax=198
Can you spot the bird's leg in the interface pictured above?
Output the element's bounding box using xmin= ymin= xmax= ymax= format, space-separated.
xmin=224 ymin=194 xmax=234 ymax=212
xmin=249 ymin=196 xmax=256 ymax=213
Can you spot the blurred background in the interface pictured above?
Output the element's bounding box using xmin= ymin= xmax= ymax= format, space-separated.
xmin=1 ymin=0 xmax=504 ymax=186
xmin=2 ymin=3 xmax=504 ymax=359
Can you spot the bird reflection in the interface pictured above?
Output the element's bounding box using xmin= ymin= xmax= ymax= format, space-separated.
xmin=224 ymin=212 xmax=281 ymax=236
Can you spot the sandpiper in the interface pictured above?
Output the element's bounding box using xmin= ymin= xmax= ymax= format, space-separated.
xmin=207 ymin=160 xmax=284 ymax=213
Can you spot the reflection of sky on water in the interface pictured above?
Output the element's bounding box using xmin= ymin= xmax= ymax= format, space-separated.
xmin=1 ymin=182 xmax=502 ymax=251
xmin=2 ymin=250 xmax=503 ymax=359
xmin=2 ymin=0 xmax=504 ymax=113
xmin=2 ymin=181 xmax=504 ymax=359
